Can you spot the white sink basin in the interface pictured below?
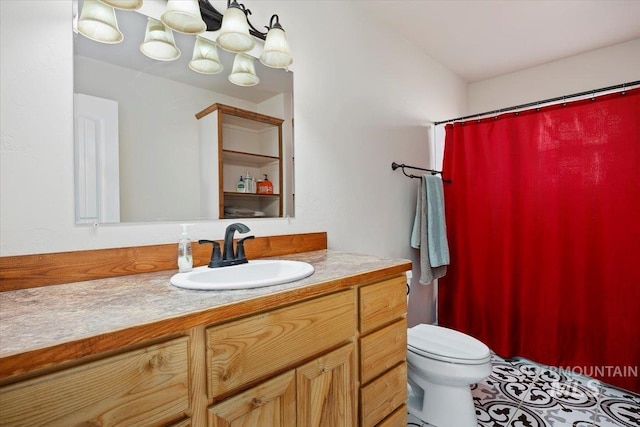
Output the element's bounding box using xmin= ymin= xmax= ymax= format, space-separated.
xmin=170 ymin=260 xmax=315 ymax=290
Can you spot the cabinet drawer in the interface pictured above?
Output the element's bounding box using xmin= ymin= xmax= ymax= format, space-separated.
xmin=360 ymin=318 xmax=407 ymax=384
xmin=376 ymin=404 xmax=407 ymax=427
xmin=0 ymin=337 xmax=190 ymax=427
xmin=360 ymin=362 xmax=407 ymax=427
xmin=359 ymin=276 xmax=406 ymax=334
xmin=206 ymin=290 xmax=355 ymax=397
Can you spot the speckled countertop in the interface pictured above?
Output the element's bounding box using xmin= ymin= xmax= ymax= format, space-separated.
xmin=0 ymin=250 xmax=411 ymax=365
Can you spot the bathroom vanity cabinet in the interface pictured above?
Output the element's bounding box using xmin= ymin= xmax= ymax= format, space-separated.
xmin=0 ymin=248 xmax=410 ymax=427
xmin=196 ymin=103 xmax=284 ymax=220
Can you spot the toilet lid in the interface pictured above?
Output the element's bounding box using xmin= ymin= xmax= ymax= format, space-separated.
xmin=407 ymin=324 xmax=491 ymax=364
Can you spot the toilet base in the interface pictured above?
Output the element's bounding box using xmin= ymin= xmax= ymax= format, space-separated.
xmin=407 ymin=378 xmax=478 ymax=427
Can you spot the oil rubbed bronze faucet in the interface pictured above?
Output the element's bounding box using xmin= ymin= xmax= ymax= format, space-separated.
xmin=199 ymin=223 xmax=254 ymax=268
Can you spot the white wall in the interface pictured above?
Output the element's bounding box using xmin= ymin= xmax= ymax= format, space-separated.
xmin=468 ymin=38 xmax=640 ymax=114
xmin=1 ymin=1 xmax=467 ymax=324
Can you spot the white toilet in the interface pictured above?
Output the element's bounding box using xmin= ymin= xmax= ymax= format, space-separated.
xmin=407 ymin=324 xmax=492 ymax=427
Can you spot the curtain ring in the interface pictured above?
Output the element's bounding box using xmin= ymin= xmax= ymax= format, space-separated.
xmin=622 ymin=83 xmax=627 ymax=95
xmin=562 ymin=96 xmax=566 ymax=107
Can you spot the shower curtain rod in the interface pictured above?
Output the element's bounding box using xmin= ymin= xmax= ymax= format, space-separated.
xmin=391 ymin=162 xmax=451 ymax=183
xmin=433 ymin=80 xmax=640 ymax=126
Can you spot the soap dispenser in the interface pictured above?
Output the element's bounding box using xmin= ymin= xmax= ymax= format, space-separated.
xmin=236 ymin=176 xmax=245 ymax=193
xmin=178 ymin=224 xmax=193 ymax=273
xmin=258 ymin=174 xmax=273 ymax=194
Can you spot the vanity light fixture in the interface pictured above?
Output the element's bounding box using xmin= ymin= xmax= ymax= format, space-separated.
xmin=228 ymin=53 xmax=259 ymax=86
xmin=140 ymin=18 xmax=181 ymax=61
xmin=161 ymin=0 xmax=207 ymax=35
xmin=98 ymin=0 xmax=142 ymax=10
xmin=260 ymin=15 xmax=293 ymax=69
xmin=201 ymin=0 xmax=294 ymax=71
xmin=77 ymin=0 xmax=124 ymax=44
xmin=76 ymin=0 xmax=293 ymax=86
xmin=189 ymin=36 xmax=223 ymax=74
xmin=216 ymin=0 xmax=255 ymax=53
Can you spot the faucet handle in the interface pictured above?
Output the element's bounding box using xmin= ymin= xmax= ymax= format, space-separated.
xmin=198 ymin=239 xmax=222 ymax=268
xmin=236 ymin=235 xmax=255 ymax=261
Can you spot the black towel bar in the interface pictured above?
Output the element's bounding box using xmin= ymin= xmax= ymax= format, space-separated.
xmin=392 ymin=162 xmax=451 ymax=183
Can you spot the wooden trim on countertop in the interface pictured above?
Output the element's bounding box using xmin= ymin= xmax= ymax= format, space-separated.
xmin=0 ymin=232 xmax=327 ymax=292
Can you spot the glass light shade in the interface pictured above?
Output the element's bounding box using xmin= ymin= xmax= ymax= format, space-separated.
xmin=260 ymin=27 xmax=293 ymax=69
xmin=77 ymin=0 xmax=123 ymax=44
xmin=161 ymin=0 xmax=206 ymax=35
xmin=216 ymin=5 xmax=255 ymax=53
xmin=228 ymin=53 xmax=259 ymax=87
xmin=189 ymin=37 xmax=223 ymax=75
xmin=140 ymin=18 xmax=181 ymax=61
xmin=98 ymin=0 xmax=142 ymax=10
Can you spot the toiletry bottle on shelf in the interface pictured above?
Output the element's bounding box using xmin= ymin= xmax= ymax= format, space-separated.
xmin=244 ymin=171 xmax=254 ymax=193
xmin=258 ymin=174 xmax=273 ymax=194
xmin=236 ymin=176 xmax=245 ymax=193
xmin=257 ymin=177 xmax=265 ymax=194
xmin=178 ymin=224 xmax=193 ymax=273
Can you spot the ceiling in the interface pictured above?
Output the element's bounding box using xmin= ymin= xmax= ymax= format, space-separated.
xmin=361 ymin=0 xmax=640 ymax=83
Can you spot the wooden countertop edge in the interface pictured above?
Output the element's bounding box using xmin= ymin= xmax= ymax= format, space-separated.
xmin=0 ymin=261 xmax=411 ymax=384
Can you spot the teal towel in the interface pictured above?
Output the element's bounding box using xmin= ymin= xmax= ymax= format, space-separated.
xmin=411 ymin=174 xmax=450 ymax=284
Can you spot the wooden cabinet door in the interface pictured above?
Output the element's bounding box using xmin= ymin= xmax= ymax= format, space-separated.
xmin=296 ymin=344 xmax=354 ymax=427
xmin=208 ymin=371 xmax=296 ymax=427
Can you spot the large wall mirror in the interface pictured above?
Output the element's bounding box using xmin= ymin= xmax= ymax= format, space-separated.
xmin=73 ymin=0 xmax=294 ymax=224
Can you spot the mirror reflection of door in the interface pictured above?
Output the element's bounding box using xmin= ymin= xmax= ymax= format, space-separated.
xmin=74 ymin=93 xmax=120 ymax=224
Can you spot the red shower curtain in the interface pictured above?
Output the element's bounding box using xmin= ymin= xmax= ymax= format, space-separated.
xmin=439 ymin=88 xmax=640 ymax=393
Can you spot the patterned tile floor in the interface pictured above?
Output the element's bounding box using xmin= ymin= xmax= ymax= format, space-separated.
xmin=407 ymin=353 xmax=640 ymax=427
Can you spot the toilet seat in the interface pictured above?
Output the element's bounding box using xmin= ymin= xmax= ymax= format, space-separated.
xmin=408 ymin=324 xmax=491 ymax=365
